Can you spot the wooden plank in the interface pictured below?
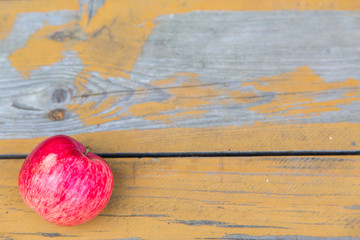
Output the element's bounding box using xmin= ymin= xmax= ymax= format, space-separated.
xmin=1 ymin=1 xmax=360 ymax=149
xmin=1 ymin=156 xmax=360 ymax=239
xmin=1 ymin=123 xmax=360 ymax=154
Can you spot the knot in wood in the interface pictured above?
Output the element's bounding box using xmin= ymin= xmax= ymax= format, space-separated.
xmin=52 ymin=88 xmax=68 ymax=103
xmin=48 ymin=109 xmax=66 ymax=121
xmin=50 ymin=31 xmax=67 ymax=42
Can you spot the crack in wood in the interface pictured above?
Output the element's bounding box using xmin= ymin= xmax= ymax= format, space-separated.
xmin=175 ymin=219 xmax=287 ymax=229
xmin=8 ymin=232 xmax=78 ymax=238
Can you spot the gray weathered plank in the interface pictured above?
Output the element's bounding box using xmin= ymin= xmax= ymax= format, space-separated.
xmin=0 ymin=10 xmax=360 ymax=138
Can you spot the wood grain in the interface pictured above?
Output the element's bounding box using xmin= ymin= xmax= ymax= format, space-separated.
xmin=0 ymin=0 xmax=359 ymax=141
xmin=1 ymin=122 xmax=360 ymax=155
xmin=2 ymin=156 xmax=360 ymax=239
xmin=2 ymin=1 xmax=360 ymax=239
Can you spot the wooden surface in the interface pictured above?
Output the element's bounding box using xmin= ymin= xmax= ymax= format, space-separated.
xmin=2 ymin=156 xmax=360 ymax=239
xmin=1 ymin=0 xmax=360 ymax=239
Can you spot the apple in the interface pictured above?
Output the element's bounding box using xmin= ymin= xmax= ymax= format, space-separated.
xmin=18 ymin=135 xmax=113 ymax=226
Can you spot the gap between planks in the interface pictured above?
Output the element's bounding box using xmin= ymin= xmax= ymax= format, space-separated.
xmin=2 ymin=150 xmax=360 ymax=159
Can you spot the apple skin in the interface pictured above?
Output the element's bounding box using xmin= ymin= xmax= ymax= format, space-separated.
xmin=18 ymin=135 xmax=113 ymax=226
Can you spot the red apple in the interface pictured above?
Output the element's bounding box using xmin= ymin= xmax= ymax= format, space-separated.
xmin=18 ymin=135 xmax=113 ymax=226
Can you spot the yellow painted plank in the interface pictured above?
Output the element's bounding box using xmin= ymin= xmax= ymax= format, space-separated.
xmin=1 ymin=156 xmax=360 ymax=239
xmin=0 ymin=123 xmax=359 ymax=154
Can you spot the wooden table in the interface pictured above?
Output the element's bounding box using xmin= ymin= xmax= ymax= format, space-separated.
xmin=1 ymin=0 xmax=360 ymax=239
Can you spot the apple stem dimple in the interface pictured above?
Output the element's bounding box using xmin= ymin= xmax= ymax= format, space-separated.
xmin=84 ymin=147 xmax=91 ymax=156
